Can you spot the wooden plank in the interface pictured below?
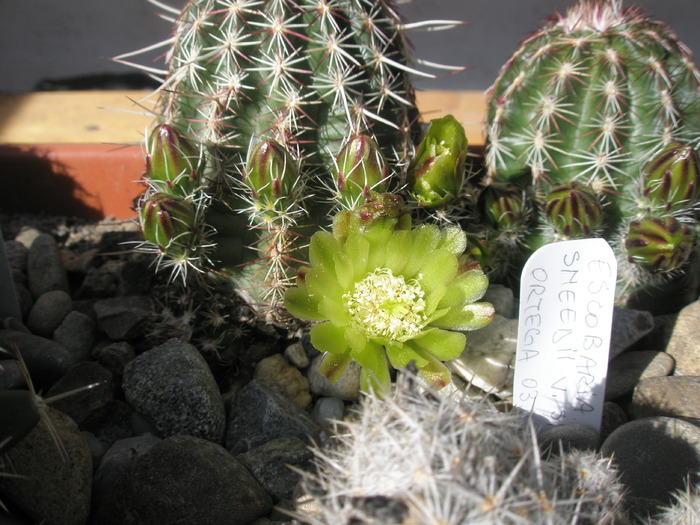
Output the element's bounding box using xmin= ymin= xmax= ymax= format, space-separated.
xmin=0 ymin=90 xmax=487 ymax=146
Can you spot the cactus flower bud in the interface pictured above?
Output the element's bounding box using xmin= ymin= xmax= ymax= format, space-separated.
xmin=139 ymin=193 xmax=196 ymax=254
xmin=334 ymin=135 xmax=388 ymax=209
xmin=544 ymin=182 xmax=603 ymax=238
xmin=243 ymin=140 xmax=300 ymax=203
xmin=642 ymin=141 xmax=700 ymax=212
xmin=479 ymin=183 xmax=528 ymax=232
xmin=407 ymin=115 xmax=468 ymax=208
xmin=624 ymin=216 xmax=694 ymax=272
xmin=146 ymin=124 xmax=202 ymax=196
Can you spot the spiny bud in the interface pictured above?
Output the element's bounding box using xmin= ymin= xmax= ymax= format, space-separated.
xmin=624 ymin=216 xmax=694 ymax=272
xmin=139 ymin=193 xmax=196 ymax=254
xmin=146 ymin=124 xmax=202 ymax=196
xmin=334 ymin=135 xmax=388 ymax=209
xmin=479 ymin=183 xmax=527 ymax=231
xmin=407 ymin=115 xmax=468 ymax=208
xmin=243 ymin=140 xmax=300 ymax=203
xmin=544 ymin=182 xmax=603 ymax=238
xmin=332 ymin=192 xmax=411 ymax=243
xmin=642 ymin=141 xmax=700 ymax=212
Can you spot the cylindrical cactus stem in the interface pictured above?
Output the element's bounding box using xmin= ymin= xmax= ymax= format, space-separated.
xmin=145 ymin=124 xmax=204 ymax=197
xmin=333 ymin=135 xmax=389 ymax=210
xmin=624 ymin=216 xmax=695 ymax=272
xmin=641 ymin=141 xmax=700 ymax=214
xmin=544 ymin=182 xmax=604 ymax=238
xmin=407 ymin=115 xmax=468 ymax=208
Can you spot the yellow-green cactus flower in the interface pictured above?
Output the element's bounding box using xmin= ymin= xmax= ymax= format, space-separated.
xmin=284 ymin=218 xmax=494 ymax=393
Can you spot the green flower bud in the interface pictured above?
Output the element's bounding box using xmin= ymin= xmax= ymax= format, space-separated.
xmin=624 ymin=216 xmax=694 ymax=272
xmin=243 ymin=140 xmax=300 ymax=203
xmin=332 ymin=192 xmax=411 ymax=243
xmin=146 ymin=124 xmax=203 ymax=196
xmin=407 ymin=115 xmax=468 ymax=208
xmin=544 ymin=182 xmax=603 ymax=238
xmin=139 ymin=193 xmax=196 ymax=254
xmin=642 ymin=141 xmax=700 ymax=212
xmin=334 ymin=135 xmax=389 ymax=209
xmin=479 ymin=183 xmax=528 ymax=231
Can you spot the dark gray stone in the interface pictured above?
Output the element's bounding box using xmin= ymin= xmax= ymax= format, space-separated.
xmin=226 ymin=379 xmax=322 ymax=454
xmin=631 ymin=376 xmax=700 ymax=420
xmin=26 ymin=289 xmax=72 ymax=338
xmin=45 ymin=361 xmax=115 ymax=425
xmin=4 ymin=239 xmax=28 ymax=272
xmin=539 ymin=423 xmax=600 ymax=456
xmin=92 ymin=341 xmax=135 ymax=381
xmin=93 ymin=435 xmax=273 ymax=525
xmin=605 ymin=350 xmax=675 ymax=400
xmin=122 ymin=338 xmax=225 ymax=443
xmin=0 ymin=408 xmax=92 ymax=525
xmin=236 ymin=437 xmax=314 ymax=503
xmin=311 ymin=397 xmax=345 ymax=429
xmin=600 ymin=401 xmax=628 ymax=445
xmin=609 ymin=307 xmax=654 ymax=360
xmin=26 ymin=233 xmax=69 ymax=299
xmin=93 ymin=295 xmax=153 ymax=340
xmin=665 ymin=300 xmax=700 ymax=376
xmin=601 ymin=417 xmax=700 ymax=516
xmin=53 ymin=310 xmax=98 ymax=362
xmin=0 ymin=330 xmax=74 ymax=388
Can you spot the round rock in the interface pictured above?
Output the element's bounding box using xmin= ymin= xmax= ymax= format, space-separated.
xmin=605 ymin=350 xmax=675 ymax=400
xmin=307 ymin=355 xmax=361 ymax=401
xmin=26 ymin=289 xmax=72 ymax=338
xmin=631 ymin=376 xmax=700 ymax=419
xmin=600 ymin=416 xmax=700 ymax=517
xmin=122 ymin=338 xmax=225 ymax=442
xmin=665 ymin=300 xmax=700 ymax=376
xmin=254 ymin=353 xmax=311 ymax=408
xmin=26 ymin=233 xmax=69 ymax=299
xmin=93 ymin=435 xmax=273 ymax=525
xmin=53 ymin=310 xmax=98 ymax=362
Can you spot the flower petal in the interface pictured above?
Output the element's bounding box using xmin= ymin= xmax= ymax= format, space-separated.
xmin=383 ymin=229 xmax=412 ymax=274
xmin=416 ymin=353 xmax=453 ymax=390
xmin=284 ymin=287 xmax=324 ymax=321
xmin=318 ymin=296 xmax=351 ymax=326
xmin=305 ymin=266 xmax=344 ymax=301
xmin=342 ymin=232 xmax=370 ymax=282
xmin=438 ymin=269 xmax=489 ymax=308
xmin=401 ymin=224 xmax=441 ymax=277
xmin=357 ymin=352 xmax=392 ymax=394
xmin=416 ymin=249 xmax=457 ymax=292
xmin=385 ymin=341 xmax=428 ymax=369
xmin=309 ymin=231 xmax=342 ymax=270
xmin=310 ymin=321 xmax=350 ymax=354
xmin=319 ymin=352 xmax=353 ymax=383
xmin=436 ymin=226 xmax=467 ymax=255
xmin=409 ymin=327 xmax=466 ymax=361
xmin=431 ymin=302 xmax=495 ymax=331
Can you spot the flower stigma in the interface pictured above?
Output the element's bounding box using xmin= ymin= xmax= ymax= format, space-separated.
xmin=343 ymin=267 xmax=428 ymax=342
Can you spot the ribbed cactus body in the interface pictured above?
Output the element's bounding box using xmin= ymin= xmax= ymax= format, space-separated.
xmin=486 ymin=0 xmax=700 ymax=195
xmin=478 ymin=0 xmax=700 ymax=312
xmin=159 ymin=0 xmax=419 ymax=180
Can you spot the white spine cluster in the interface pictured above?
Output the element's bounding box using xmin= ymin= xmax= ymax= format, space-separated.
xmin=292 ymin=377 xmax=627 ymax=524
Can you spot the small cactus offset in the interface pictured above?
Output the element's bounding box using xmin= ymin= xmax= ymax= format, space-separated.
xmin=474 ymin=0 xmax=700 ymax=312
xmin=122 ymin=0 xmax=463 ymax=323
xmin=291 ymin=376 xmax=628 ymax=524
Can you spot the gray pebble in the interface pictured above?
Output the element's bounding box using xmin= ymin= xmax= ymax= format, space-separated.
xmin=4 ymin=240 xmax=28 ymax=272
xmin=0 ymin=330 xmax=74 ymax=388
xmin=665 ymin=300 xmax=700 ymax=376
xmin=53 ymin=310 xmax=98 ymax=362
xmin=0 ymin=407 xmax=93 ymax=525
xmin=0 ymin=358 xmax=24 ymax=389
xmin=92 ymin=435 xmax=273 ymax=525
xmin=122 ymin=338 xmax=225 ymax=443
xmin=13 ymin=281 xmax=33 ymax=319
xmin=92 ymin=341 xmax=136 ymax=381
xmin=609 ymin=307 xmax=654 ymax=360
xmin=311 ymin=397 xmax=346 ymax=429
xmin=600 ymin=401 xmax=628 ymax=445
xmin=26 ymin=233 xmax=69 ymax=299
xmin=483 ymin=284 xmax=515 ymax=318
xmin=26 ymin=289 xmax=72 ymax=338
xmin=600 ymin=417 xmax=700 ymax=517
xmin=307 ymin=354 xmax=361 ymax=401
xmin=226 ymin=379 xmax=321 ymax=454
xmin=236 ymin=437 xmax=314 ymax=502
xmin=605 ymin=350 xmax=675 ymax=400
xmin=94 ymin=295 xmax=153 ymax=340
xmin=631 ymin=376 xmax=700 ymax=419
xmin=284 ymin=341 xmax=310 ymax=369
xmin=46 ymin=361 xmax=115 ymax=425
xmin=539 ymin=423 xmax=600 ymax=455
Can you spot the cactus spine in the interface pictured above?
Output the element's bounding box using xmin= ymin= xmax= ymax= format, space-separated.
xmin=477 ymin=0 xmax=700 ymax=311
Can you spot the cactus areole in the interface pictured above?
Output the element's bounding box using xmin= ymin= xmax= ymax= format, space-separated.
xmin=485 ymin=0 xmax=700 ymax=193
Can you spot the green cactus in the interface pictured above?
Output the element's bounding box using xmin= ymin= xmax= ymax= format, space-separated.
xmin=473 ymin=0 xmax=700 ymax=312
xmin=121 ymin=0 xmax=464 ymax=323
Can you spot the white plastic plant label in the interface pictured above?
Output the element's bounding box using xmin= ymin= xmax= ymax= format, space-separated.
xmin=513 ymin=238 xmax=617 ymax=433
